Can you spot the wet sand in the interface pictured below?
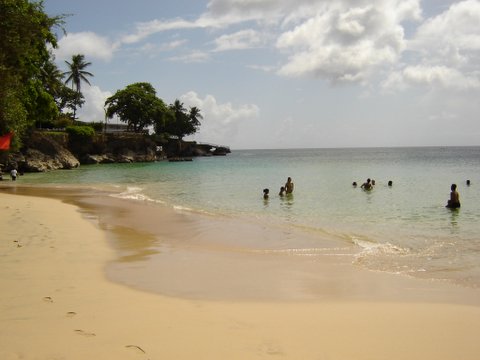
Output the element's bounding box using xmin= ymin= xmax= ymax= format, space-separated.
xmin=1 ymin=186 xmax=480 ymax=359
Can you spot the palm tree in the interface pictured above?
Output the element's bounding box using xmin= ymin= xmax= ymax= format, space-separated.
xmin=64 ymin=54 xmax=93 ymax=120
xmin=168 ymin=100 xmax=187 ymax=139
xmin=188 ymin=106 xmax=203 ymax=129
xmin=41 ymin=60 xmax=64 ymax=96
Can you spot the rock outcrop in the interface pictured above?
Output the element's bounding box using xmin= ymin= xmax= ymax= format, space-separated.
xmin=11 ymin=132 xmax=80 ymax=172
xmin=1 ymin=131 xmax=229 ymax=173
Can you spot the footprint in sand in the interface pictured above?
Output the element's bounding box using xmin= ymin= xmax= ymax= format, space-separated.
xmin=257 ymin=343 xmax=284 ymax=356
xmin=74 ymin=329 xmax=96 ymax=337
xmin=42 ymin=296 xmax=53 ymax=303
xmin=66 ymin=311 xmax=77 ymax=318
xmin=125 ymin=345 xmax=146 ymax=354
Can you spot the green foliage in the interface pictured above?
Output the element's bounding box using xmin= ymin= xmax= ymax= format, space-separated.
xmin=0 ymin=88 xmax=28 ymax=149
xmin=73 ymin=121 xmax=104 ymax=132
xmin=105 ymin=83 xmax=203 ymax=139
xmin=0 ymin=0 xmax=64 ymax=150
xmin=54 ymin=114 xmax=74 ymax=128
xmin=63 ymin=54 xmax=93 ymax=120
xmin=65 ymin=125 xmax=95 ymax=157
xmin=105 ymin=82 xmax=168 ymax=133
xmin=24 ymin=78 xmax=59 ymax=123
xmin=66 ymin=125 xmax=95 ymax=139
xmin=42 ymin=58 xmax=85 ymax=116
xmin=87 ymin=122 xmax=105 ymax=132
xmin=163 ymin=100 xmax=202 ymax=140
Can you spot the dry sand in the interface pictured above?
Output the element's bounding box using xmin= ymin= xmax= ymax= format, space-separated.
xmin=1 ymin=191 xmax=480 ymax=360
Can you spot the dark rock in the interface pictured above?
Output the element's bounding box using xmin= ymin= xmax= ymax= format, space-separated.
xmin=6 ymin=130 xmax=228 ymax=173
xmin=21 ymin=133 xmax=80 ymax=172
xmin=80 ymin=154 xmax=116 ymax=164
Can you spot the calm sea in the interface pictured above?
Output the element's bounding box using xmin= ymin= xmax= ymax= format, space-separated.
xmin=21 ymin=147 xmax=480 ymax=287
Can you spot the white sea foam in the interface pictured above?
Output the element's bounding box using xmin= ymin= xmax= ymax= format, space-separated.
xmin=254 ymin=247 xmax=353 ymax=257
xmin=172 ymin=204 xmax=216 ymax=216
xmin=352 ymin=236 xmax=409 ymax=256
xmin=111 ymin=186 xmax=154 ymax=202
xmin=173 ymin=205 xmax=195 ymax=212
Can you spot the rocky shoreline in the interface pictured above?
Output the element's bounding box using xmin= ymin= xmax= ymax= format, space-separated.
xmin=1 ymin=131 xmax=230 ymax=173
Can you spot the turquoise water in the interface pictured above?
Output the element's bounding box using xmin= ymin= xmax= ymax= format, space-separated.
xmin=21 ymin=147 xmax=480 ymax=287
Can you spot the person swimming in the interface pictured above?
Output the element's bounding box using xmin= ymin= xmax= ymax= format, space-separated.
xmin=279 ymin=186 xmax=286 ymax=196
xmin=263 ymin=188 xmax=270 ymax=200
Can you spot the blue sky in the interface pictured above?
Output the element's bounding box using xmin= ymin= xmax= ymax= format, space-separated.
xmin=44 ymin=0 xmax=480 ymax=149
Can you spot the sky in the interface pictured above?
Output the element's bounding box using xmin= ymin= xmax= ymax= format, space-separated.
xmin=44 ymin=0 xmax=480 ymax=149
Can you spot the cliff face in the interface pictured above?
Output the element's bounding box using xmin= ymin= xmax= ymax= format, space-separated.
xmin=2 ymin=131 xmax=229 ymax=173
xmin=9 ymin=132 xmax=80 ymax=172
xmin=75 ymin=133 xmax=158 ymax=164
xmin=5 ymin=132 xmax=158 ymax=172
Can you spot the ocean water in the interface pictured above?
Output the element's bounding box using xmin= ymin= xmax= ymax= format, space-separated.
xmin=21 ymin=147 xmax=480 ymax=287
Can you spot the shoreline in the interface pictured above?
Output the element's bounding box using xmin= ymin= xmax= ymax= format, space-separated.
xmin=2 ymin=188 xmax=480 ymax=359
xmin=2 ymin=183 xmax=480 ymax=304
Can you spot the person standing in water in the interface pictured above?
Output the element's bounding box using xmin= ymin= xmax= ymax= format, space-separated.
xmin=446 ymin=184 xmax=460 ymax=209
xmin=361 ymin=178 xmax=372 ymax=190
xmin=285 ymin=177 xmax=294 ymax=194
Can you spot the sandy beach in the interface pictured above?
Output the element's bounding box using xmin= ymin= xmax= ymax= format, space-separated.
xmin=1 ymin=189 xmax=480 ymax=360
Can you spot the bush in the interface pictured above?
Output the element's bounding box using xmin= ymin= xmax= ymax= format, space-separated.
xmin=65 ymin=125 xmax=96 ymax=157
xmin=66 ymin=125 xmax=95 ymax=139
xmin=89 ymin=122 xmax=105 ymax=132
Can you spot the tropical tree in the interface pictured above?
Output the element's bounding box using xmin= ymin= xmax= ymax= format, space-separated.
xmin=164 ymin=100 xmax=202 ymax=140
xmin=0 ymin=0 xmax=63 ymax=149
xmin=41 ymin=59 xmax=64 ymax=96
xmin=64 ymin=54 xmax=93 ymax=120
xmin=105 ymin=82 xmax=168 ymax=133
xmin=188 ymin=106 xmax=203 ymax=135
xmin=39 ymin=58 xmax=80 ymax=123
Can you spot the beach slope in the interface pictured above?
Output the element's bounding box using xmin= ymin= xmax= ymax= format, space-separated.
xmin=1 ymin=192 xmax=480 ymax=360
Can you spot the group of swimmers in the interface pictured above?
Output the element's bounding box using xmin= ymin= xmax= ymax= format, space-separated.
xmin=263 ymin=177 xmax=294 ymax=199
xmin=353 ymin=177 xmax=469 ymax=209
xmin=352 ymin=178 xmax=389 ymax=190
xmin=263 ymin=176 xmax=470 ymax=209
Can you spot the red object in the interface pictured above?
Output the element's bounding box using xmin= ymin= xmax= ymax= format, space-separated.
xmin=0 ymin=132 xmax=13 ymax=150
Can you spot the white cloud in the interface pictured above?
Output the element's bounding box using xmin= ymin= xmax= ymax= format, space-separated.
xmin=213 ymin=29 xmax=264 ymax=51
xmin=77 ymin=85 xmax=112 ymax=122
xmin=180 ymin=91 xmax=259 ymax=144
xmin=384 ymin=65 xmax=480 ymax=89
xmin=121 ymin=18 xmax=203 ymax=44
xmin=55 ymin=32 xmax=118 ymax=61
xmin=276 ymin=1 xmax=422 ymax=82
xmin=168 ymin=51 xmax=211 ymax=63
xmin=385 ymin=0 xmax=480 ymax=90
xmin=410 ymin=0 xmax=480 ymax=61
xmin=56 ymin=0 xmax=480 ymax=94
xmin=137 ymin=39 xmax=188 ymax=58
xmin=111 ymin=0 xmax=424 ymax=85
